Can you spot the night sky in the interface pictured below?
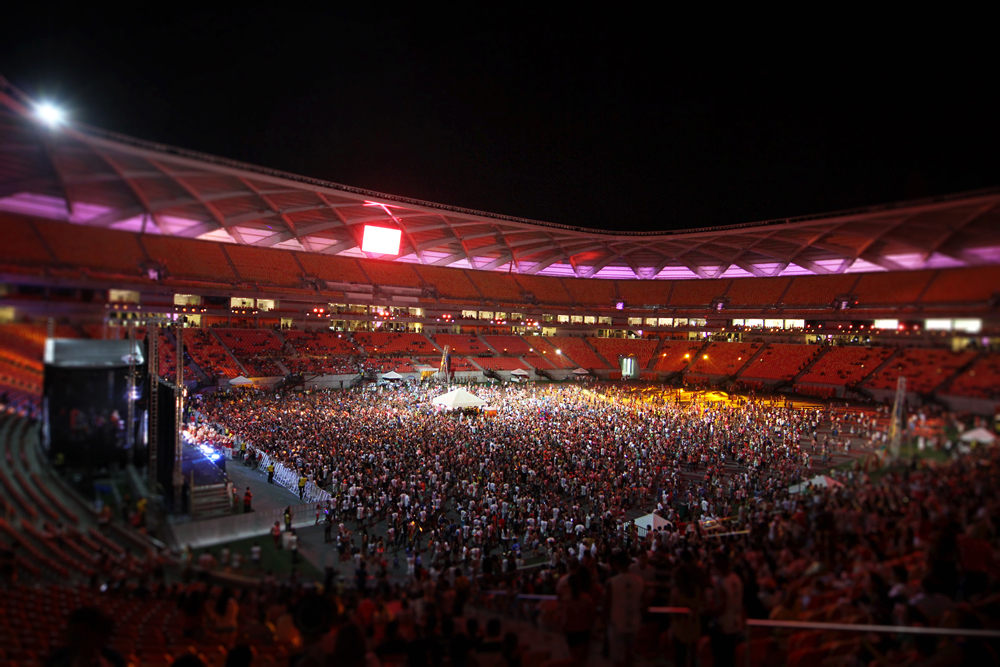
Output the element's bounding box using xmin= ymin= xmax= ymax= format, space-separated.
xmin=2 ymin=10 xmax=996 ymax=232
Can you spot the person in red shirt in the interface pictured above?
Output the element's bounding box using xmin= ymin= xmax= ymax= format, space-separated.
xmin=243 ymin=487 xmax=253 ymax=513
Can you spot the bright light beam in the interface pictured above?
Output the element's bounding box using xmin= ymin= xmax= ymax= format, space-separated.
xmin=36 ymin=102 xmax=66 ymax=126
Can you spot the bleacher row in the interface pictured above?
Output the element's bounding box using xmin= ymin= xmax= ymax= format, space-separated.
xmin=3 ymin=212 xmax=1000 ymax=310
xmin=2 ymin=323 xmax=997 ymax=399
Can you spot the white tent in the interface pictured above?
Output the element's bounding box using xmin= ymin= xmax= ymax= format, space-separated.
xmin=229 ymin=376 xmax=253 ymax=386
xmin=573 ymin=368 xmax=590 ymax=375
xmin=789 ymin=474 xmax=844 ymax=494
xmin=632 ymin=512 xmax=669 ymax=531
xmin=381 ymin=371 xmax=404 ymax=380
xmin=960 ymin=427 xmax=997 ymax=444
xmin=510 ymin=368 xmax=530 ymax=376
xmin=414 ymin=365 xmax=438 ymax=372
xmin=432 ymin=387 xmax=487 ymax=408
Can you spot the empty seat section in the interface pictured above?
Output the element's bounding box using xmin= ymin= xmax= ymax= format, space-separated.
xmin=0 ymin=358 xmax=42 ymax=395
xmin=865 ymin=348 xmax=976 ymax=393
xmin=224 ymin=245 xmax=303 ymax=286
xmin=726 ymin=277 xmax=789 ymax=307
xmin=432 ymin=334 xmax=488 ymax=355
xmin=184 ymin=329 xmax=243 ymax=378
xmin=545 ymin=337 xmax=610 ymax=369
xmin=513 ymin=275 xmax=573 ymax=305
xmin=652 ymin=341 xmax=706 ymax=372
xmin=475 ymin=357 xmax=531 ymax=371
xmin=590 ymin=338 xmax=659 ymax=368
xmin=483 ymin=335 xmax=533 ymax=355
xmin=798 ymin=346 xmax=894 ymax=386
xmin=283 ymin=330 xmax=358 ymax=355
xmin=739 ymin=343 xmax=821 ymax=380
xmin=142 ymin=236 xmax=237 ymax=282
xmin=34 ymin=220 xmax=146 ymax=276
xmin=688 ymin=342 xmax=761 ymax=375
xmin=521 ymin=336 xmax=574 ymax=368
xmin=853 ymin=270 xmax=934 ymax=305
xmin=354 ymin=332 xmax=438 ymax=355
xmin=781 ymin=274 xmax=857 ymax=305
xmin=296 ymin=253 xmax=369 ymax=284
xmin=616 ymin=279 xmax=672 ymax=307
xmin=921 ymin=266 xmax=1000 ymax=303
xmin=414 ymin=265 xmax=481 ymax=299
xmin=465 ymin=271 xmax=525 ymax=302
xmin=214 ymin=329 xmax=284 ymax=376
xmin=561 ymin=276 xmax=617 ymax=307
xmin=670 ymin=279 xmax=730 ymax=306
xmin=357 ymin=259 xmax=423 ymax=288
xmin=0 ymin=212 xmax=54 ymax=267
xmin=946 ymin=353 xmax=1000 ymax=399
xmin=0 ymin=323 xmax=49 ymax=368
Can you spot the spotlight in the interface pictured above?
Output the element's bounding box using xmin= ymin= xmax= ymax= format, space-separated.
xmin=36 ymin=102 xmax=66 ymax=126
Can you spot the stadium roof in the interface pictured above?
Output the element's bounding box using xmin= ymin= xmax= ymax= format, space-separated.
xmin=3 ymin=80 xmax=1000 ymax=281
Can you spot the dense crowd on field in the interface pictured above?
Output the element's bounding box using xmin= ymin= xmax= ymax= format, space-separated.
xmin=166 ymin=383 xmax=1000 ymax=665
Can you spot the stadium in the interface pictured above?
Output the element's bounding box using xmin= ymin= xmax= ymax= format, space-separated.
xmin=1 ymin=78 xmax=999 ymax=667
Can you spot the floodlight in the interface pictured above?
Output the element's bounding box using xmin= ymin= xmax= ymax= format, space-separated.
xmin=36 ymin=102 xmax=65 ymax=126
xmin=362 ymin=225 xmax=402 ymax=254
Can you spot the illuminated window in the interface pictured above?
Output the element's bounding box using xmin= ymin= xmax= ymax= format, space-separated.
xmin=109 ymin=289 xmax=140 ymax=304
xmin=657 ymin=318 xmax=673 ymax=326
xmin=256 ymin=299 xmax=275 ymax=312
xmin=598 ymin=316 xmax=612 ymax=325
xmin=627 ymin=317 xmax=642 ymax=326
xmin=558 ymin=315 xmax=570 ymax=323
xmin=953 ymin=319 xmax=982 ymax=333
xmin=644 ymin=317 xmax=657 ymax=326
xmin=584 ymin=315 xmax=596 ymax=324
xmin=173 ymin=294 xmax=201 ymax=306
xmin=784 ymin=319 xmax=805 ymax=329
xmin=876 ymin=319 xmax=902 ymax=329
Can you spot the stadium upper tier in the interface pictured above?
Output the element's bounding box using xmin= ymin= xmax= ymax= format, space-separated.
xmin=2 ymin=212 xmax=1000 ymax=315
xmin=1 ymin=83 xmax=1000 ymax=283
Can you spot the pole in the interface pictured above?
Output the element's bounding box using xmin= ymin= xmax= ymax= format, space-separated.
xmin=173 ymin=324 xmax=185 ymax=509
xmin=148 ymin=324 xmax=159 ymax=487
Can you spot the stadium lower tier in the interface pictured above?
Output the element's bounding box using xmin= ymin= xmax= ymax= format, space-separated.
xmin=1 ymin=324 xmax=998 ymax=408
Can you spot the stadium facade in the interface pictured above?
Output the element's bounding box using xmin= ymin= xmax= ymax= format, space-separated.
xmin=1 ymin=80 xmax=999 ymax=413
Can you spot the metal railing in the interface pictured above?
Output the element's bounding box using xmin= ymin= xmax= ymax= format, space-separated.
xmin=169 ymin=499 xmax=326 ymax=549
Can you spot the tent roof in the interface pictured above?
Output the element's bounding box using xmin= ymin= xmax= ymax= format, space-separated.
xmin=961 ymin=426 xmax=997 ymax=443
xmin=229 ymin=375 xmax=253 ymax=385
xmin=431 ymin=387 xmax=487 ymax=408
xmin=381 ymin=371 xmax=403 ymax=379
xmin=510 ymin=368 xmax=530 ymax=375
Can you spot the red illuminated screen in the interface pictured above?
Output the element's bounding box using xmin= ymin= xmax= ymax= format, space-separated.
xmin=361 ymin=225 xmax=402 ymax=255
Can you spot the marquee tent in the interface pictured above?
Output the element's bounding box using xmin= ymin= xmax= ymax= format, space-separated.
xmin=381 ymin=371 xmax=404 ymax=380
xmin=960 ymin=427 xmax=997 ymax=444
xmin=510 ymin=369 xmax=530 ymax=376
xmin=431 ymin=387 xmax=487 ymax=408
xmin=789 ymin=474 xmax=844 ymax=494
xmin=573 ymin=368 xmax=590 ymax=375
xmin=229 ymin=376 xmax=253 ymax=386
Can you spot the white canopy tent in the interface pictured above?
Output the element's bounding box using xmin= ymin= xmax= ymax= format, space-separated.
xmin=573 ymin=368 xmax=590 ymax=375
xmin=789 ymin=474 xmax=844 ymax=494
xmin=632 ymin=512 xmax=669 ymax=531
xmin=960 ymin=427 xmax=997 ymax=444
xmin=229 ymin=376 xmax=253 ymax=386
xmin=431 ymin=387 xmax=488 ymax=408
xmin=510 ymin=368 xmax=530 ymax=376
xmin=381 ymin=371 xmax=404 ymax=380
